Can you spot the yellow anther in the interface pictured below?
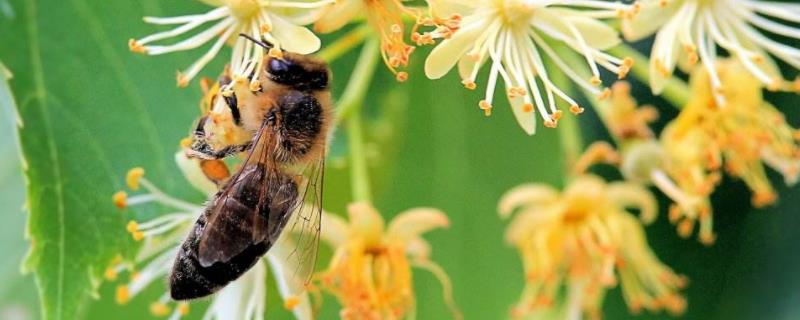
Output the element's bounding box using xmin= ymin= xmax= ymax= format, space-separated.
xmin=260 ymin=24 xmax=271 ymax=33
xmin=522 ymin=103 xmax=534 ymax=113
xmin=590 ymin=76 xmax=602 ymax=86
xmin=180 ymin=137 xmax=192 ymax=148
xmin=104 ymin=268 xmax=118 ymax=281
xmin=551 ymin=110 xmax=563 ymax=121
xmin=150 ymin=302 xmax=171 ymax=317
xmin=478 ymin=100 xmax=493 ymax=116
xmin=177 ymin=302 xmax=190 ymax=315
xmin=284 ymin=296 xmax=300 ymax=310
xmin=132 ymin=231 xmax=145 ymax=241
xmin=128 ymin=39 xmax=147 ymax=54
xmin=676 ymin=220 xmax=694 ymax=238
xmin=112 ymin=191 xmax=127 ymax=209
xmin=116 ymin=285 xmax=130 ymax=305
xmin=268 ymin=48 xmax=283 ymax=59
xmin=396 ymin=72 xmax=408 ymax=82
xmin=126 ymin=167 xmax=145 ymax=190
xmin=569 ymin=104 xmax=584 ymax=115
xmin=176 ymin=72 xmax=189 ymax=88
xmin=462 ymin=80 xmax=477 ymax=90
xmin=126 ymin=220 xmax=139 ymax=233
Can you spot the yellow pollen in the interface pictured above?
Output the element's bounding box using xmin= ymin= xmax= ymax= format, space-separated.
xmin=700 ymin=232 xmax=716 ymax=246
xmin=677 ymin=220 xmax=694 ymax=238
xmin=396 ymin=72 xmax=409 ymax=82
xmin=249 ymin=80 xmax=261 ymax=92
xmin=752 ymin=191 xmax=777 ymax=208
xmin=590 ymin=76 xmax=602 ymax=86
xmin=551 ymin=110 xmax=563 ymax=121
xmin=479 ymin=100 xmax=493 ymax=116
xmin=104 ymin=268 xmax=118 ymax=281
xmin=112 ymin=191 xmax=127 ymax=209
xmin=132 ymin=231 xmax=145 ymax=241
xmin=543 ymin=119 xmax=557 ymax=128
xmin=126 ymin=167 xmax=145 ymax=190
xmin=268 ymin=48 xmax=283 ymax=59
xmin=177 ymin=302 xmax=190 ymax=316
xmin=597 ymin=88 xmax=612 ymax=100
xmin=116 ymin=285 xmax=130 ymax=305
xmin=522 ymin=103 xmax=534 ymax=113
xmin=260 ymin=24 xmax=271 ymax=33
xmin=284 ymin=296 xmax=300 ymax=310
xmin=569 ymin=105 xmax=584 ymax=115
xmin=126 ymin=220 xmax=139 ymax=233
xmin=462 ymin=80 xmax=477 ymax=90
xmin=150 ymin=302 xmax=171 ymax=317
xmin=176 ymin=72 xmax=189 ymax=88
xmin=128 ymin=39 xmax=147 ymax=54
xmin=180 ymin=137 xmax=192 ymax=148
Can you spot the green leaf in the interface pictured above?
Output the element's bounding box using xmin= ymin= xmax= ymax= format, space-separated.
xmin=0 ymin=1 xmax=204 ymax=318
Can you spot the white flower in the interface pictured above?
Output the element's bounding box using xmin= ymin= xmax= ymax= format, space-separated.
xmin=424 ymin=0 xmax=636 ymax=135
xmin=109 ymin=151 xmax=313 ymax=320
xmin=129 ymin=0 xmax=332 ymax=88
xmin=623 ymin=0 xmax=800 ymax=104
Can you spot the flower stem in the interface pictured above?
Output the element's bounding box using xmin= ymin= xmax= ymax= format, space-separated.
xmin=558 ymin=108 xmax=583 ymax=179
xmin=610 ymin=44 xmax=690 ymax=108
xmin=338 ymin=37 xmax=380 ymax=202
xmin=317 ymin=24 xmax=371 ymax=63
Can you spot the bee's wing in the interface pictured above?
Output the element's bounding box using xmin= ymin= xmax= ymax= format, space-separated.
xmin=196 ymin=126 xmax=298 ymax=267
xmin=281 ymin=153 xmax=325 ymax=285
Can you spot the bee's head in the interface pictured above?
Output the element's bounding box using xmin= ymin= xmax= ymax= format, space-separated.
xmin=266 ymin=53 xmax=329 ymax=91
xmin=237 ymin=33 xmax=329 ymax=91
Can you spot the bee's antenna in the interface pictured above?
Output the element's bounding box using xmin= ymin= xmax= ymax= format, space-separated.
xmin=238 ymin=33 xmax=273 ymax=49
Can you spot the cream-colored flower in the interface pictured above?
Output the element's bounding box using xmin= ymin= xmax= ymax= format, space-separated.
xmin=314 ymin=0 xmax=427 ymax=81
xmin=129 ymin=0 xmax=332 ymax=88
xmin=318 ymin=202 xmax=460 ymax=320
xmin=424 ymin=0 xmax=636 ymax=135
xmin=499 ymin=175 xmax=686 ymax=318
xmin=624 ymin=0 xmax=800 ymax=104
xmin=109 ymin=151 xmax=313 ymax=320
xmin=657 ymin=59 xmax=800 ymax=243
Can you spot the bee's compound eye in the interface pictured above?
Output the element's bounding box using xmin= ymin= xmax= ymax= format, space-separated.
xmin=268 ymin=58 xmax=291 ymax=74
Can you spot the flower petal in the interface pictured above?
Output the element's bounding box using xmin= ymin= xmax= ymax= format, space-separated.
xmin=313 ymin=0 xmax=363 ymax=33
xmin=320 ymin=211 xmax=349 ymax=248
xmin=347 ymin=202 xmax=385 ymax=245
xmin=387 ymin=208 xmax=449 ymax=242
xmin=174 ymin=150 xmax=217 ymax=196
xmin=533 ymin=8 xmax=620 ymax=50
xmin=497 ymin=184 xmax=559 ymax=218
xmin=607 ymin=182 xmax=658 ymax=224
xmin=266 ymin=241 xmax=314 ymax=320
xmin=622 ymin=0 xmax=678 ymax=41
xmin=270 ymin=13 xmax=321 ymax=54
xmin=507 ymin=91 xmax=536 ymax=136
xmin=425 ymin=19 xmax=485 ymax=79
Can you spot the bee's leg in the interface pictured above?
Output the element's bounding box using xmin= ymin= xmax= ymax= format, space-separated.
xmin=188 ymin=140 xmax=252 ymax=160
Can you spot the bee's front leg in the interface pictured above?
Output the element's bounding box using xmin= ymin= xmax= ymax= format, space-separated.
xmin=187 ymin=140 xmax=252 ymax=160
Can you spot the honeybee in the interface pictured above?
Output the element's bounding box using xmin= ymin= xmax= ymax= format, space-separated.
xmin=170 ymin=34 xmax=332 ymax=300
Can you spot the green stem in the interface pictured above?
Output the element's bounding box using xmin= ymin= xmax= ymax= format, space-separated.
xmin=558 ymin=108 xmax=583 ymax=178
xmin=317 ymin=24 xmax=371 ymax=63
xmin=338 ymin=37 xmax=380 ymax=202
xmin=610 ymin=44 xmax=690 ymax=108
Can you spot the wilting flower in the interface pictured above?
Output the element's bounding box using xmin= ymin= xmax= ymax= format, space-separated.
xmin=623 ymin=0 xmax=800 ymax=104
xmin=657 ymin=59 xmax=800 ymax=243
xmin=317 ymin=202 xmax=460 ymax=320
xmin=424 ymin=0 xmax=637 ymax=134
xmin=314 ymin=0 xmax=431 ymax=81
xmin=129 ymin=0 xmax=332 ymax=87
xmin=499 ymin=175 xmax=687 ymax=318
xmin=108 ymin=151 xmax=313 ymax=319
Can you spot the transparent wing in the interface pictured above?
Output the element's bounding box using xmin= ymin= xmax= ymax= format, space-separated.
xmin=282 ymin=154 xmax=325 ymax=286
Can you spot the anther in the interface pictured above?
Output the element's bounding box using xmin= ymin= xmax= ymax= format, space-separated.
xmin=126 ymin=168 xmax=145 ymax=190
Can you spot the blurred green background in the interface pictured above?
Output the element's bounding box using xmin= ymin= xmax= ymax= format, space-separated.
xmin=1 ymin=0 xmax=800 ymax=319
